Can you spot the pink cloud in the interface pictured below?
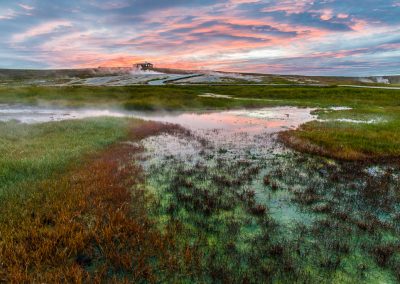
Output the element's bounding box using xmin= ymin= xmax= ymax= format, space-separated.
xmin=261 ymin=0 xmax=312 ymax=14
xmin=337 ymin=13 xmax=349 ymax=19
xmin=18 ymin=4 xmax=34 ymax=10
xmin=12 ymin=20 xmax=72 ymax=42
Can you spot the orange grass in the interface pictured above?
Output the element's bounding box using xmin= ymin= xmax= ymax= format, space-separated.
xmin=0 ymin=121 xmax=199 ymax=282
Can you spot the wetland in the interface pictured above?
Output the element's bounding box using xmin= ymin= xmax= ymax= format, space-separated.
xmin=0 ymin=85 xmax=400 ymax=282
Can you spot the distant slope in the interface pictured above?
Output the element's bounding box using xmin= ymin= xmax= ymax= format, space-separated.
xmin=0 ymin=68 xmax=131 ymax=80
xmin=0 ymin=67 xmax=398 ymax=86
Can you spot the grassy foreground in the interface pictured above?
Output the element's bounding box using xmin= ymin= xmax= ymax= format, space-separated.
xmin=1 ymin=85 xmax=400 ymax=160
xmin=0 ymin=118 xmax=130 ymax=193
xmin=0 ymin=118 xmax=197 ymax=282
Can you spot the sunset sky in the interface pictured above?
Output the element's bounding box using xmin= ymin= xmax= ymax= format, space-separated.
xmin=0 ymin=0 xmax=399 ymax=75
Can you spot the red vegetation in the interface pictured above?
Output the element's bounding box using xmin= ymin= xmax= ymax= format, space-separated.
xmin=0 ymin=121 xmax=198 ymax=282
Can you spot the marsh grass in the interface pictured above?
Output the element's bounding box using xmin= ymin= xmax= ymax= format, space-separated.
xmin=0 ymin=118 xmax=130 ymax=194
xmin=0 ymin=118 xmax=398 ymax=282
xmin=279 ymin=118 xmax=400 ymax=161
xmin=0 ymin=119 xmax=200 ymax=282
xmin=1 ymin=84 xmax=400 ymax=282
xmin=1 ymin=85 xmax=399 ymax=110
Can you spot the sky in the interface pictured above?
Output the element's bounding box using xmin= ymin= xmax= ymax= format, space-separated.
xmin=0 ymin=0 xmax=399 ymax=76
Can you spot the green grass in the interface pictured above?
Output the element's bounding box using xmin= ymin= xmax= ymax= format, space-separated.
xmin=1 ymin=85 xmax=400 ymax=160
xmin=281 ymin=106 xmax=400 ymax=160
xmin=0 ymin=118 xmax=131 ymax=195
xmin=1 ymin=85 xmax=400 ymax=110
xmin=281 ymin=119 xmax=400 ymax=160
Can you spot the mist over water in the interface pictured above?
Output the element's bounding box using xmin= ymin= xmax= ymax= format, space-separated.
xmin=0 ymin=105 xmax=315 ymax=134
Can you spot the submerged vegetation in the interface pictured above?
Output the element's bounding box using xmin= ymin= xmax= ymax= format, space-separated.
xmin=142 ymin=130 xmax=400 ymax=283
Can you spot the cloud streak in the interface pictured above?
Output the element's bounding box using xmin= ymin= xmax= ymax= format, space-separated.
xmin=0 ymin=0 xmax=398 ymax=75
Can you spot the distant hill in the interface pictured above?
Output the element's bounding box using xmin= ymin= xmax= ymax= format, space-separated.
xmin=0 ymin=67 xmax=131 ymax=80
xmin=0 ymin=67 xmax=398 ymax=86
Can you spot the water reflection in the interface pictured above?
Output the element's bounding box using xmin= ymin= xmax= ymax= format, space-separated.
xmin=0 ymin=105 xmax=315 ymax=135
